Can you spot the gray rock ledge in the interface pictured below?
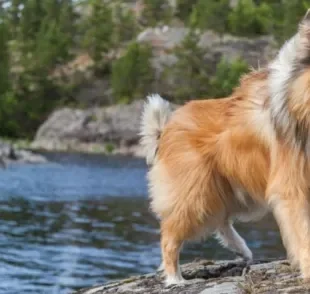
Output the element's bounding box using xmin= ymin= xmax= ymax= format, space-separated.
xmin=73 ymin=259 xmax=309 ymax=294
xmin=0 ymin=140 xmax=47 ymax=166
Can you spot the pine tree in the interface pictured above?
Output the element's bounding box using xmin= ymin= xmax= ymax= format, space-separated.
xmin=0 ymin=22 xmax=10 ymax=95
xmin=83 ymin=0 xmax=114 ymax=68
xmin=228 ymin=0 xmax=273 ymax=36
xmin=190 ymin=0 xmax=230 ymax=34
xmin=7 ymin=0 xmax=25 ymax=38
xmin=175 ymin=0 xmax=198 ymax=22
xmin=19 ymin=0 xmax=44 ymax=42
xmin=209 ymin=57 xmax=249 ymax=98
xmin=141 ymin=0 xmax=173 ymax=27
xmin=112 ymin=2 xmax=138 ymax=45
xmin=165 ymin=29 xmax=209 ymax=102
xmin=280 ymin=0 xmax=310 ymax=41
xmin=112 ymin=42 xmax=154 ymax=103
xmin=0 ymin=21 xmax=19 ymax=137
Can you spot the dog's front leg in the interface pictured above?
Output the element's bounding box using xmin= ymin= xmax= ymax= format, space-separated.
xmin=268 ymin=188 xmax=310 ymax=280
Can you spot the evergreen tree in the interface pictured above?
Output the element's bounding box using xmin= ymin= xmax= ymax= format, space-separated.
xmin=228 ymin=0 xmax=273 ymax=36
xmin=7 ymin=0 xmax=24 ymax=38
xmin=19 ymin=0 xmax=44 ymax=42
xmin=83 ymin=0 xmax=114 ymax=68
xmin=209 ymin=57 xmax=249 ymax=98
xmin=112 ymin=2 xmax=138 ymax=44
xmin=0 ymin=21 xmax=10 ymax=96
xmin=190 ymin=0 xmax=230 ymax=34
xmin=0 ymin=21 xmax=19 ymax=137
xmin=141 ymin=0 xmax=173 ymax=27
xmin=175 ymin=0 xmax=198 ymax=22
xmin=280 ymin=0 xmax=310 ymax=41
xmin=165 ymin=30 xmax=209 ymax=102
xmin=112 ymin=42 xmax=154 ymax=103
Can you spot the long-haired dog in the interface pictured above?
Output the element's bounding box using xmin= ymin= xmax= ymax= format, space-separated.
xmin=140 ymin=11 xmax=310 ymax=285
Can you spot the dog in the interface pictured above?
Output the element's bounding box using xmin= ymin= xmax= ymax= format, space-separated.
xmin=140 ymin=10 xmax=310 ymax=285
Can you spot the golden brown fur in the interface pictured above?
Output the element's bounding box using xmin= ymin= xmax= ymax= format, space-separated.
xmin=140 ymin=10 xmax=310 ymax=285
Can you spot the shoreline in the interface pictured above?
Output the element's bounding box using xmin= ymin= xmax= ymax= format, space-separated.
xmin=29 ymin=140 xmax=145 ymax=158
xmin=0 ymin=137 xmax=145 ymax=166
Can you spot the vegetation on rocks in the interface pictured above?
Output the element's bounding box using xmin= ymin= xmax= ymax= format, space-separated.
xmin=0 ymin=0 xmax=309 ymax=139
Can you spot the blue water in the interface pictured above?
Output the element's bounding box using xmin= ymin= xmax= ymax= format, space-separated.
xmin=0 ymin=152 xmax=285 ymax=294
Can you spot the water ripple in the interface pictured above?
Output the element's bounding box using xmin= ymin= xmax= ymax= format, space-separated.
xmin=0 ymin=153 xmax=285 ymax=294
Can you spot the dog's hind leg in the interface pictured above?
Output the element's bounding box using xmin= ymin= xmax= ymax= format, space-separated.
xmin=160 ymin=210 xmax=212 ymax=286
xmin=216 ymin=223 xmax=253 ymax=262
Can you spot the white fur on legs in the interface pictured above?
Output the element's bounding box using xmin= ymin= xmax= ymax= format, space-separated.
xmin=165 ymin=274 xmax=186 ymax=286
xmin=164 ymin=261 xmax=186 ymax=286
xmin=216 ymin=223 xmax=253 ymax=262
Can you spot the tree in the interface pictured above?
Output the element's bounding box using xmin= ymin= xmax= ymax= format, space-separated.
xmin=209 ymin=57 xmax=249 ymax=98
xmin=190 ymin=0 xmax=230 ymax=34
xmin=19 ymin=0 xmax=44 ymax=42
xmin=112 ymin=42 xmax=154 ymax=103
xmin=112 ymin=1 xmax=138 ymax=44
xmin=141 ymin=0 xmax=173 ymax=27
xmin=280 ymin=0 xmax=310 ymax=42
xmin=7 ymin=0 xmax=25 ymax=38
xmin=0 ymin=21 xmax=19 ymax=137
xmin=175 ymin=0 xmax=198 ymax=22
xmin=82 ymin=0 xmax=114 ymax=69
xmin=164 ymin=30 xmax=209 ymax=102
xmin=228 ymin=0 xmax=273 ymax=36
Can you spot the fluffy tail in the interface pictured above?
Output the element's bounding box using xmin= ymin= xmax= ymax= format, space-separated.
xmin=140 ymin=94 xmax=172 ymax=165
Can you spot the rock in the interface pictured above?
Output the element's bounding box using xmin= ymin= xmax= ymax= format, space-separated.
xmin=137 ymin=27 xmax=277 ymax=74
xmin=0 ymin=140 xmax=47 ymax=166
xmin=31 ymin=100 xmax=179 ymax=156
xmin=52 ymin=28 xmax=277 ymax=108
xmin=73 ymin=259 xmax=308 ymax=294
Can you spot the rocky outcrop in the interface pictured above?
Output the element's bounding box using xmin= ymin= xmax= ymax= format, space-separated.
xmin=0 ymin=140 xmax=47 ymax=166
xmin=31 ymin=100 xmax=179 ymax=156
xmin=73 ymin=259 xmax=307 ymax=294
xmin=138 ymin=27 xmax=277 ymax=73
xmin=32 ymin=27 xmax=278 ymax=154
xmin=54 ymin=27 xmax=277 ymax=108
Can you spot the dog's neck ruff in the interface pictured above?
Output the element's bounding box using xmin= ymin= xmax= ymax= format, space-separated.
xmin=268 ymin=34 xmax=310 ymax=152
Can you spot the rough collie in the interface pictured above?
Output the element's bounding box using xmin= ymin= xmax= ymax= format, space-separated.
xmin=140 ymin=11 xmax=310 ymax=285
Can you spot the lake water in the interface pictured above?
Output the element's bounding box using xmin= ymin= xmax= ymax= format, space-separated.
xmin=0 ymin=152 xmax=285 ymax=294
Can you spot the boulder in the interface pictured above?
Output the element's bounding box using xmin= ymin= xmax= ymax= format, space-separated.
xmin=31 ymin=100 xmax=179 ymax=155
xmin=73 ymin=259 xmax=306 ymax=294
xmin=0 ymin=140 xmax=47 ymax=166
xmin=137 ymin=27 xmax=277 ymax=74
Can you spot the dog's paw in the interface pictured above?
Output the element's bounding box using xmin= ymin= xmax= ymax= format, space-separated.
xmin=165 ymin=276 xmax=188 ymax=287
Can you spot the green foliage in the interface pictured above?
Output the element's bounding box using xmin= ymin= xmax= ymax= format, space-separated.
xmin=112 ymin=42 xmax=154 ymax=103
xmin=165 ymin=30 xmax=209 ymax=102
xmin=190 ymin=0 xmax=230 ymax=34
xmin=280 ymin=0 xmax=310 ymax=42
xmin=175 ymin=0 xmax=198 ymax=22
xmin=209 ymin=57 xmax=249 ymax=98
xmin=0 ymin=0 xmax=76 ymax=138
xmin=228 ymin=0 xmax=273 ymax=36
xmin=82 ymin=0 xmax=114 ymax=67
xmin=0 ymin=22 xmax=17 ymax=137
xmin=112 ymin=2 xmax=138 ymax=44
xmin=105 ymin=142 xmax=115 ymax=154
xmin=1 ymin=0 xmax=310 ymax=140
xmin=141 ymin=0 xmax=173 ymax=27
